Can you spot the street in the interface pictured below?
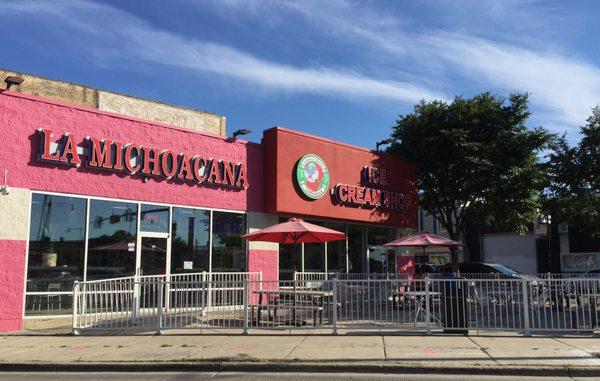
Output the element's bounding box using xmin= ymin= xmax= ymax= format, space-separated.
xmin=0 ymin=373 xmax=596 ymax=381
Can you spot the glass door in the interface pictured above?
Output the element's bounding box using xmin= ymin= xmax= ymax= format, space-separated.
xmin=135 ymin=235 xmax=169 ymax=313
xmin=140 ymin=237 xmax=168 ymax=275
xmin=348 ymin=225 xmax=366 ymax=273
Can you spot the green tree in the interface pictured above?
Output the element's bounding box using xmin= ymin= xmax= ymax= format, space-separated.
xmin=547 ymin=107 xmax=600 ymax=237
xmin=388 ymin=93 xmax=552 ymax=272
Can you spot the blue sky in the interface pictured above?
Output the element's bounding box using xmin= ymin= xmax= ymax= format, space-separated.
xmin=1 ymin=0 xmax=599 ymax=147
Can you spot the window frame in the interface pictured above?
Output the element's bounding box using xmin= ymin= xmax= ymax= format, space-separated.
xmin=24 ymin=190 xmax=246 ymax=319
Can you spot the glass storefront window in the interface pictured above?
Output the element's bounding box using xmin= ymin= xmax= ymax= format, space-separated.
xmin=304 ymin=242 xmax=325 ymax=272
xmin=171 ymin=208 xmax=210 ymax=273
xmin=367 ymin=227 xmax=395 ymax=273
xmin=279 ymin=243 xmax=302 ymax=280
xmin=347 ymin=225 xmax=365 ymax=273
xmin=26 ymin=194 xmax=87 ymax=315
xmin=25 ymin=193 xmax=256 ymax=314
xmin=211 ymin=212 xmax=246 ymax=272
xmin=326 ymin=223 xmax=346 ymax=273
xmin=140 ymin=204 xmax=169 ymax=233
xmin=304 ymin=220 xmax=325 ymax=273
xmin=430 ymin=253 xmax=450 ymax=265
xmin=86 ymin=200 xmax=138 ymax=280
xmin=561 ymin=253 xmax=598 ymax=272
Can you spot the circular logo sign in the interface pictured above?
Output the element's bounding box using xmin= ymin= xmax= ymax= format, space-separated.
xmin=296 ymin=154 xmax=330 ymax=199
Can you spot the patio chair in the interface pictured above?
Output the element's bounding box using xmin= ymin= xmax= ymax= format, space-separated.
xmin=46 ymin=283 xmax=63 ymax=311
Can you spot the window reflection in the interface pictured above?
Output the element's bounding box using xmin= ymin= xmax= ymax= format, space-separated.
xmin=211 ymin=212 xmax=246 ymax=272
xmin=304 ymin=221 xmax=324 ymax=273
xmin=326 ymin=223 xmax=346 ymax=273
xmin=347 ymin=225 xmax=365 ymax=273
xmin=279 ymin=244 xmax=302 ymax=281
xmin=26 ymin=194 xmax=86 ymax=315
xmin=367 ymin=227 xmax=395 ymax=274
xmin=171 ymin=208 xmax=210 ymax=273
xmin=86 ymin=200 xmax=137 ymax=280
xmin=140 ymin=204 xmax=169 ymax=233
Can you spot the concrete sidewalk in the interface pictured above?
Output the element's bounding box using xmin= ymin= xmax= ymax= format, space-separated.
xmin=2 ymin=329 xmax=600 ymax=376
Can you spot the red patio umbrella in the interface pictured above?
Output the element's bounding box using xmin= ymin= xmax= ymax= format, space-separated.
xmin=383 ymin=230 xmax=462 ymax=264
xmin=242 ymin=218 xmax=346 ymax=244
xmin=241 ymin=218 xmax=346 ymax=273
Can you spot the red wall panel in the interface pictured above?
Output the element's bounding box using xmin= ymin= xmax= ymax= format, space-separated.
xmin=263 ymin=127 xmax=418 ymax=228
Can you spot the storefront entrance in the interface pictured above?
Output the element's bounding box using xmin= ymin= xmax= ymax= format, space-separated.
xmin=139 ymin=236 xmax=168 ymax=276
xmin=278 ymin=220 xmax=399 ymax=280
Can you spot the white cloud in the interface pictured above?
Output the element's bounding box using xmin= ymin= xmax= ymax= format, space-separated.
xmin=205 ymin=0 xmax=412 ymax=55
xmin=421 ymin=32 xmax=600 ymax=127
xmin=5 ymin=0 xmax=599 ymax=134
xmin=0 ymin=0 xmax=444 ymax=104
xmin=203 ymin=0 xmax=600 ymax=131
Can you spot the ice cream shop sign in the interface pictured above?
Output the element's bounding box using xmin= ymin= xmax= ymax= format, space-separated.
xmin=36 ymin=128 xmax=249 ymax=189
xmin=332 ymin=166 xmax=406 ymax=212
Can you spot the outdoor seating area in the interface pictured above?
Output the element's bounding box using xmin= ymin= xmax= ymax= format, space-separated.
xmin=250 ymin=287 xmax=331 ymax=327
xmin=70 ymin=271 xmax=600 ymax=336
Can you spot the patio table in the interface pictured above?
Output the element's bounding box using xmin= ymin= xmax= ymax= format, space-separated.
xmin=252 ymin=288 xmax=334 ymax=326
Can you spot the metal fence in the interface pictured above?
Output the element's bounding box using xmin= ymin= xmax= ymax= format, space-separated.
xmin=72 ymin=272 xmax=262 ymax=332
xmin=73 ymin=274 xmax=600 ymax=336
xmin=294 ymin=272 xmax=415 ymax=282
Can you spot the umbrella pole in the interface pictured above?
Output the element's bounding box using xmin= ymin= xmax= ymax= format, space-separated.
xmin=292 ymin=240 xmax=298 ymax=325
xmin=291 ymin=241 xmax=298 ymax=282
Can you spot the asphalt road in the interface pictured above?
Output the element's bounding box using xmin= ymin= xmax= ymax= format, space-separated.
xmin=0 ymin=373 xmax=594 ymax=381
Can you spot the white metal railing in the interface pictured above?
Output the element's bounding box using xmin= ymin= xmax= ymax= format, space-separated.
xmin=293 ymin=272 xmax=548 ymax=281
xmin=72 ymin=271 xmax=261 ymax=333
xmin=537 ymin=273 xmax=600 ymax=280
xmin=294 ymin=272 xmax=411 ymax=281
xmin=73 ymin=274 xmax=600 ymax=335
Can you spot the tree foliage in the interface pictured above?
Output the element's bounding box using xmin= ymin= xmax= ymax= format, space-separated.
xmin=547 ymin=107 xmax=600 ymax=236
xmin=388 ymin=92 xmax=552 ymax=271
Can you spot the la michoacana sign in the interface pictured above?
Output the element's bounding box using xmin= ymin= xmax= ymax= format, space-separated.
xmin=36 ymin=128 xmax=249 ymax=189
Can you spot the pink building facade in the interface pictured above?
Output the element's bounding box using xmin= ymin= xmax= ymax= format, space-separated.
xmin=0 ymin=90 xmax=416 ymax=332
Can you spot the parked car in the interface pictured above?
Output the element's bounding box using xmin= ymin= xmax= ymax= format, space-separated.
xmin=439 ymin=262 xmax=544 ymax=285
xmin=439 ymin=262 xmax=547 ymax=306
xmin=583 ymin=269 xmax=600 ymax=276
xmin=439 ymin=262 xmax=524 ymax=277
xmin=414 ymin=263 xmax=441 ymax=277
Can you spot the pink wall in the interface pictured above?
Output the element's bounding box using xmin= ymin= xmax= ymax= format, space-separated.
xmin=0 ymin=91 xmax=264 ymax=212
xmin=0 ymin=239 xmax=26 ymax=331
xmin=0 ymin=91 xmax=265 ymax=332
xmin=247 ymin=249 xmax=278 ymax=305
xmin=247 ymin=249 xmax=279 ymax=281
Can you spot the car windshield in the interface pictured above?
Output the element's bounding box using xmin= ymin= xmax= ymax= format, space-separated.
xmin=489 ymin=264 xmax=520 ymax=276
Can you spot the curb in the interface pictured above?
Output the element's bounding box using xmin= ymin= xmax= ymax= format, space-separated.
xmin=1 ymin=361 xmax=600 ymax=377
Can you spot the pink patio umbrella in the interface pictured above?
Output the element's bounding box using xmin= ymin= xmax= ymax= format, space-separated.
xmin=241 ymin=217 xmax=346 ymax=273
xmin=383 ymin=230 xmax=462 ymax=267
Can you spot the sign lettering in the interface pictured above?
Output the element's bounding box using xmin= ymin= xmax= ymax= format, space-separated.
xmin=331 ymin=166 xmax=405 ymax=211
xmin=37 ymin=129 xmax=249 ymax=189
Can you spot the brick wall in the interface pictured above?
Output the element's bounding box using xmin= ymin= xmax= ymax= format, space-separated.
xmin=0 ymin=187 xmax=30 ymax=331
xmin=0 ymin=240 xmax=27 ymax=331
xmin=0 ymin=68 xmax=226 ymax=136
xmin=247 ymin=212 xmax=279 ymax=281
xmin=247 ymin=249 xmax=279 ymax=282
